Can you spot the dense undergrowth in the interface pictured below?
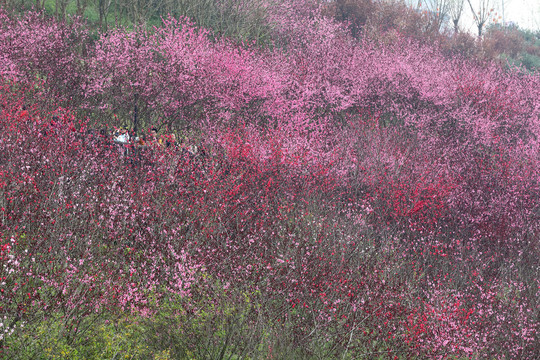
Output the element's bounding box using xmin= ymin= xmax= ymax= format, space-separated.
xmin=0 ymin=2 xmax=539 ymax=359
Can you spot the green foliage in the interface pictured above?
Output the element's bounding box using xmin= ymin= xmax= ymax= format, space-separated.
xmin=168 ymin=0 xmax=275 ymax=46
xmin=140 ymin=280 xmax=262 ymax=359
xmin=4 ymin=313 xmax=151 ymax=360
xmin=519 ymin=52 xmax=540 ymax=72
xmin=3 ymin=280 xmax=410 ymax=359
xmin=2 ymin=0 xmax=275 ymax=46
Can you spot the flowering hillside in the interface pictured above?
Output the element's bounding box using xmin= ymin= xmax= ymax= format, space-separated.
xmin=0 ymin=3 xmax=538 ymax=359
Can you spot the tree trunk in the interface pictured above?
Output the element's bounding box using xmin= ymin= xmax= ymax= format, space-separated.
xmin=133 ymin=93 xmax=139 ymax=135
xmin=76 ymin=0 xmax=88 ymax=17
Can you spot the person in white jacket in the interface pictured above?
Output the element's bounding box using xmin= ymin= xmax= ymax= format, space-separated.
xmin=114 ymin=127 xmax=130 ymax=157
xmin=114 ymin=127 xmax=130 ymax=144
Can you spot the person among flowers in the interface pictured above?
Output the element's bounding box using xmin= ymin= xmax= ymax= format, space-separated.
xmin=165 ymin=133 xmax=177 ymax=148
xmin=147 ymin=128 xmax=163 ymax=148
xmin=113 ymin=126 xmax=130 ymax=144
xmin=113 ymin=126 xmax=131 ymax=157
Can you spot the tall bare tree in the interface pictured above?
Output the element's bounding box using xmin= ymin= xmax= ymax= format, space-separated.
xmin=424 ymin=0 xmax=452 ymax=32
xmin=466 ymin=0 xmax=496 ymax=37
xmin=76 ymin=0 xmax=89 ymax=17
xmin=448 ymin=0 xmax=465 ymax=33
xmin=35 ymin=0 xmax=46 ymax=11
xmin=55 ymin=0 xmax=69 ymax=20
xmin=93 ymin=0 xmax=114 ymax=29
